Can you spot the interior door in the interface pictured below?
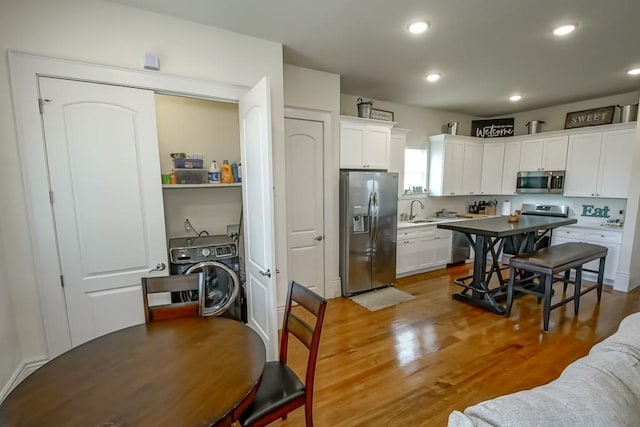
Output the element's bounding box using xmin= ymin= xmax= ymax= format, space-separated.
xmin=239 ymin=77 xmax=278 ymax=360
xmin=284 ymin=118 xmax=325 ymax=296
xmin=39 ymin=77 xmax=168 ymax=350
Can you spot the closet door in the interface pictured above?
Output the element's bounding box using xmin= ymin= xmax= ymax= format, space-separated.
xmin=40 ymin=77 xmax=167 ymax=351
xmin=239 ymin=77 xmax=278 ymax=360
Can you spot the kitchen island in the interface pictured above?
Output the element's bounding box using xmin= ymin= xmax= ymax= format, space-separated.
xmin=437 ymin=215 xmax=576 ymax=314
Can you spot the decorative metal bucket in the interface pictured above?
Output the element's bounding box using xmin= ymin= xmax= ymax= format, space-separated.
xmin=526 ymin=120 xmax=545 ymax=134
xmin=619 ymin=104 xmax=638 ymax=123
xmin=356 ymin=98 xmax=372 ymax=119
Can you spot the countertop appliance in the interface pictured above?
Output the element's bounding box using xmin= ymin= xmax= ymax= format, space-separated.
xmin=516 ymin=170 xmax=565 ymax=194
xmin=339 ymin=170 xmax=398 ymax=296
xmin=503 ymin=203 xmax=569 ymax=255
xmin=169 ymin=235 xmax=246 ymax=322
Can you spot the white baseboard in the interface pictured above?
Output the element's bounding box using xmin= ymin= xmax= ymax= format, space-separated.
xmin=0 ymin=356 xmax=48 ymax=403
xmin=614 ymin=272 xmax=630 ymax=292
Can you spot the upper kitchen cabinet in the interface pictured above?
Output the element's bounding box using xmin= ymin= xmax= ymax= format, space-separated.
xmin=429 ymin=135 xmax=483 ymax=196
xmin=480 ymin=141 xmax=505 ymax=195
xmin=340 ymin=115 xmax=395 ymax=170
xmin=501 ymin=140 xmax=521 ymax=195
xmin=519 ymin=136 xmax=568 ymax=172
xmin=564 ymin=128 xmax=635 ymax=198
xmin=389 ymin=127 xmax=410 ymax=196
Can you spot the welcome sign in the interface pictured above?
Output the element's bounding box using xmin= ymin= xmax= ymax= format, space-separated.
xmin=471 ymin=118 xmax=515 ymax=138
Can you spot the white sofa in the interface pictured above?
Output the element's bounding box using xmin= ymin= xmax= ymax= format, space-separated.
xmin=448 ymin=312 xmax=640 ymax=427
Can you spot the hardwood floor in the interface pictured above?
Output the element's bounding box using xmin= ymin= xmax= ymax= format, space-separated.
xmin=279 ymin=264 xmax=640 ymax=426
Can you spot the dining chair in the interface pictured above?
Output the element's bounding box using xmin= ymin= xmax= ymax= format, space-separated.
xmin=239 ymin=281 xmax=328 ymax=427
xmin=141 ymin=273 xmax=205 ymax=322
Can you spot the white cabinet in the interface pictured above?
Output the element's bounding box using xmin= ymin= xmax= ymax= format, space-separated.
xmin=519 ymin=136 xmax=568 ymax=171
xmin=429 ymin=135 xmax=483 ymax=196
xmin=480 ymin=142 xmax=505 ymax=195
xmin=463 ymin=142 xmax=483 ymax=195
xmin=389 ymin=128 xmax=410 ymax=196
xmin=551 ymin=226 xmax=622 ymax=283
xmin=564 ymin=129 xmax=635 ymax=198
xmin=396 ymin=226 xmax=452 ymax=277
xmin=501 ymin=141 xmax=521 ymax=195
xmin=340 ymin=116 xmax=394 ymax=170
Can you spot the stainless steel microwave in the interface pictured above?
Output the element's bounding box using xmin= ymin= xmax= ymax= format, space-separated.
xmin=516 ymin=170 xmax=565 ymax=194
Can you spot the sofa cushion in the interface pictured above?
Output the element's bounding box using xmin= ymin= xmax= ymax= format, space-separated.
xmin=448 ymin=312 xmax=640 ymax=427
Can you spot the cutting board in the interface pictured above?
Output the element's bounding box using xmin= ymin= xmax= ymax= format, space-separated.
xmin=456 ymin=213 xmax=489 ymax=218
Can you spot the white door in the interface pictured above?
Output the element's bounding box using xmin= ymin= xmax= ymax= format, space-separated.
xmin=285 ymin=118 xmax=325 ymax=296
xmin=239 ymin=77 xmax=278 ymax=360
xmin=39 ymin=77 xmax=168 ymax=349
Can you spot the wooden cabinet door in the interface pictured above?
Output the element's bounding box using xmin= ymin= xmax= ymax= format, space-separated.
xmin=462 ymin=142 xmax=483 ymax=195
xmin=598 ymin=129 xmax=635 ymax=198
xmin=443 ymin=139 xmax=464 ymax=195
xmin=501 ymin=141 xmax=521 ymax=195
xmin=480 ymin=142 xmax=505 ymax=195
xmin=519 ymin=139 xmax=544 ymax=171
xmin=564 ymin=133 xmax=601 ymax=197
xmin=340 ymin=124 xmax=365 ymax=168
xmin=365 ymin=126 xmax=390 ymax=169
xmin=542 ymin=136 xmax=568 ymax=170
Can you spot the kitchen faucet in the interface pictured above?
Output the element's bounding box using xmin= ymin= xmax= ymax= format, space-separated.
xmin=409 ymin=200 xmax=424 ymax=220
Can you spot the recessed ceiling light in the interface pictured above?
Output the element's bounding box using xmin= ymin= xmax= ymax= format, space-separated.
xmin=628 ymin=68 xmax=640 ymax=76
xmin=425 ymin=73 xmax=441 ymax=82
xmin=553 ymin=24 xmax=577 ymax=36
xmin=408 ymin=21 xmax=429 ymax=34
xmin=509 ymin=95 xmax=522 ymax=102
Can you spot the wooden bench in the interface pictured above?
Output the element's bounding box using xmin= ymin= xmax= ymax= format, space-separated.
xmin=505 ymin=242 xmax=607 ymax=332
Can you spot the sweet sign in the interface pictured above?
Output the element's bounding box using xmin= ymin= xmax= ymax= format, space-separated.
xmin=565 ymin=106 xmax=615 ymax=129
xmin=471 ymin=118 xmax=515 ymax=138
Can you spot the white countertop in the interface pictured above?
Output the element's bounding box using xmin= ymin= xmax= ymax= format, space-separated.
xmin=397 ymin=216 xmax=624 ymax=231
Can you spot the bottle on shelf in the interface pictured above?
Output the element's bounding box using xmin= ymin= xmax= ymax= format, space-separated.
xmin=238 ymin=162 xmax=242 ymax=183
xmin=208 ymin=160 xmax=220 ymax=184
xmin=221 ymin=160 xmax=233 ymax=184
xmin=231 ymin=161 xmax=239 ymax=183
xmin=170 ymin=170 xmax=177 ymax=185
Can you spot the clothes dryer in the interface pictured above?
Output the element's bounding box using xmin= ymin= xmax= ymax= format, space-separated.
xmin=169 ymin=235 xmax=246 ymax=322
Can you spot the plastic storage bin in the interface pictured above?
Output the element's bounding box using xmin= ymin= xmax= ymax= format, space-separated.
xmin=174 ymin=168 xmax=207 ymax=184
xmin=173 ymin=158 xmax=204 ymax=169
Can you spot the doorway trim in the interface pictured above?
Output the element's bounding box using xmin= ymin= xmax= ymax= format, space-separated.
xmin=283 ymin=107 xmax=335 ymax=306
xmin=9 ymin=51 xmax=252 ymax=358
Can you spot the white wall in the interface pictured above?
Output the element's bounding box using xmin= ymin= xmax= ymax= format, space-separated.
xmin=283 ymin=64 xmax=341 ymax=301
xmin=483 ymin=91 xmax=640 ymax=135
xmin=0 ymin=0 xmax=284 ymax=388
xmin=0 ymin=232 xmax=21 ymax=394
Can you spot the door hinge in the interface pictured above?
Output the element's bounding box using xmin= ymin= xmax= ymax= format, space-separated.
xmin=60 ymin=275 xmax=65 ymax=288
xmin=38 ymin=98 xmax=50 ymax=114
xmin=49 ymin=190 xmax=54 ymax=205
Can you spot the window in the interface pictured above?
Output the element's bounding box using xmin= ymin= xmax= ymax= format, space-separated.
xmin=403 ymin=148 xmax=428 ymax=194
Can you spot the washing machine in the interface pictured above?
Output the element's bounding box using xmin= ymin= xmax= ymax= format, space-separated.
xmin=169 ymin=235 xmax=246 ymax=322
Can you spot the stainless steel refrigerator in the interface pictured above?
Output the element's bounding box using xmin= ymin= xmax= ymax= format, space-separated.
xmin=339 ymin=171 xmax=398 ymax=296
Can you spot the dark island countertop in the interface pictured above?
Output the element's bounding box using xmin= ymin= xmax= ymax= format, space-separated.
xmin=436 ymin=215 xmax=577 ymax=237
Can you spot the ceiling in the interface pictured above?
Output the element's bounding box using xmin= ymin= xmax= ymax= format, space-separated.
xmin=109 ymin=0 xmax=640 ymax=116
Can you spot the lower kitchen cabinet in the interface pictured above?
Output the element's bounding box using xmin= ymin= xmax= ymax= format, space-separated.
xmin=397 ymin=226 xmax=452 ymax=277
xmin=551 ymin=226 xmax=622 ymax=283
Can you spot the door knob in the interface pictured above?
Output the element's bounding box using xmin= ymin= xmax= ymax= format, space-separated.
xmin=148 ymin=262 xmax=166 ymax=273
xmin=314 ymin=235 xmax=324 ymax=241
xmin=259 ymin=269 xmax=272 ymax=278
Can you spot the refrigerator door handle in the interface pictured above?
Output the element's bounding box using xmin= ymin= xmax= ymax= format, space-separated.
xmin=367 ymin=191 xmax=374 ymax=242
xmin=373 ymin=191 xmax=379 ymax=243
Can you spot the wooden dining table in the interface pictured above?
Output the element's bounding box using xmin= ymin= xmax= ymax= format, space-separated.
xmin=438 ymin=215 xmax=577 ymax=314
xmin=0 ymin=317 xmax=265 ymax=427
